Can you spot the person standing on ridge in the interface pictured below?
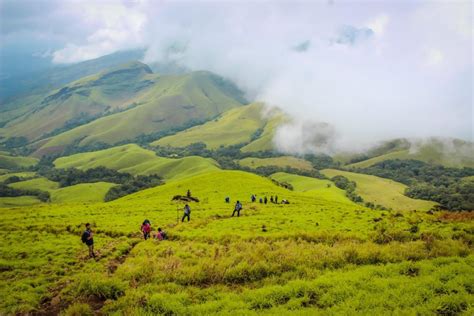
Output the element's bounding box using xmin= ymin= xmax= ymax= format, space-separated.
xmin=232 ymin=200 xmax=243 ymax=217
xmin=275 ymin=196 xmax=278 ymax=204
xmin=264 ymin=196 xmax=268 ymax=204
xmin=187 ymin=189 xmax=191 ymax=198
xmin=81 ymin=223 xmax=95 ymax=258
xmin=182 ymin=204 xmax=191 ymax=222
xmin=251 ymin=194 xmax=256 ymax=202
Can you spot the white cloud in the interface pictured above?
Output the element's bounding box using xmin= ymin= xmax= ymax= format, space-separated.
xmin=367 ymin=14 xmax=389 ymax=36
xmin=426 ymin=48 xmax=444 ymax=66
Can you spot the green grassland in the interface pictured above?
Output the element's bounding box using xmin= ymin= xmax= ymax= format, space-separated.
xmin=35 ymin=70 xmax=246 ymax=155
xmin=321 ymin=169 xmax=436 ymax=211
xmin=54 ymin=144 xmax=220 ymax=180
xmin=7 ymin=177 xmax=116 ymax=204
xmin=0 ymin=196 xmax=41 ymax=208
xmin=270 ymin=172 xmax=349 ymax=202
xmin=153 ymin=103 xmax=267 ymax=149
xmin=241 ymin=112 xmax=287 ymax=152
xmin=1 ymin=62 xmax=156 ymax=142
xmin=50 ymin=182 xmax=117 ymax=203
xmin=240 ymin=156 xmax=314 ymax=171
xmin=347 ymin=139 xmax=474 ymax=169
xmin=0 ymin=171 xmax=36 ymax=182
xmin=0 ymin=152 xmax=38 ymax=169
xmin=9 ymin=177 xmax=60 ymax=191
xmin=0 ymin=169 xmax=473 ymax=314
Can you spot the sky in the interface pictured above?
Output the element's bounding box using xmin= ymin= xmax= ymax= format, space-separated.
xmin=0 ymin=0 xmax=472 ymax=153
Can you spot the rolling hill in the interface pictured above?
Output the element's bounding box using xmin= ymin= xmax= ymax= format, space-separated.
xmin=152 ymin=103 xmax=267 ymax=149
xmin=239 ymin=156 xmax=314 ymax=171
xmin=53 ymin=144 xmax=220 ymax=180
xmin=321 ymin=169 xmax=436 ymax=211
xmin=0 ymin=152 xmax=38 ymax=169
xmin=270 ymin=172 xmax=351 ymax=203
xmin=31 ymin=70 xmax=246 ymax=156
xmin=345 ymin=138 xmax=474 ymax=168
xmin=1 ymin=62 xmax=156 ymax=142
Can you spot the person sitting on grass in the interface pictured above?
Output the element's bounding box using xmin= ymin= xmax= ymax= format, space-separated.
xmin=155 ymin=227 xmax=168 ymax=241
xmin=81 ymin=223 xmax=95 ymax=258
xmin=182 ymin=204 xmax=191 ymax=222
xmin=141 ymin=219 xmax=151 ymax=240
xmin=232 ymin=200 xmax=243 ymax=217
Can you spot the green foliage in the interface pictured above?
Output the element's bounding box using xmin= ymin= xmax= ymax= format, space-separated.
xmin=0 ymin=183 xmax=50 ymax=202
xmin=357 ymin=159 xmax=474 ymax=210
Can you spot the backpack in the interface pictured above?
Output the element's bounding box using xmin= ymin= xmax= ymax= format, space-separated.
xmin=81 ymin=231 xmax=89 ymax=243
xmin=161 ymin=231 xmax=168 ymax=240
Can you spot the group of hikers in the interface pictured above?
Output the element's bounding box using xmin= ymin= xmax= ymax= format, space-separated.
xmin=81 ymin=189 xmax=287 ymax=258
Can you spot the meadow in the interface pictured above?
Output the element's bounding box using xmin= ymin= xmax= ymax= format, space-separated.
xmin=0 ymin=170 xmax=472 ymax=315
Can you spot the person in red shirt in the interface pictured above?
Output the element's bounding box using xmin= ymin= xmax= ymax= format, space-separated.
xmin=141 ymin=219 xmax=151 ymax=240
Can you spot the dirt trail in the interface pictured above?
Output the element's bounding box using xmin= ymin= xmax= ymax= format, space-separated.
xmin=35 ymin=237 xmax=143 ymax=316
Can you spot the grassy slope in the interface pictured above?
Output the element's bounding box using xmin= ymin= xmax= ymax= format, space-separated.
xmin=36 ymin=71 xmax=245 ymax=154
xmin=2 ymin=62 xmax=155 ymax=142
xmin=347 ymin=139 xmax=474 ymax=168
xmin=50 ymin=182 xmax=116 ymax=203
xmin=0 ymin=196 xmax=41 ymax=208
xmin=152 ymin=103 xmax=266 ymax=149
xmin=0 ymin=169 xmax=472 ymax=314
xmin=321 ymin=169 xmax=436 ymax=211
xmin=9 ymin=177 xmax=60 ymax=191
xmin=53 ymin=144 xmax=220 ymax=180
xmin=0 ymin=172 xmax=36 ymax=182
xmin=0 ymin=152 xmax=38 ymax=169
xmin=240 ymin=112 xmax=286 ymax=152
xmin=270 ymin=172 xmax=349 ymax=203
xmin=240 ymin=156 xmax=313 ymax=171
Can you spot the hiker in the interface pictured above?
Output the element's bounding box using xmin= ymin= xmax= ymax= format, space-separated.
xmin=264 ymin=196 xmax=268 ymax=204
xmin=81 ymin=223 xmax=95 ymax=258
xmin=232 ymin=200 xmax=243 ymax=217
xmin=182 ymin=204 xmax=191 ymax=222
xmin=251 ymin=194 xmax=256 ymax=202
xmin=275 ymin=196 xmax=278 ymax=204
xmin=259 ymin=197 xmax=263 ymax=203
xmin=270 ymin=196 xmax=274 ymax=203
xmin=155 ymin=227 xmax=168 ymax=241
xmin=141 ymin=219 xmax=151 ymax=240
xmin=225 ymin=196 xmax=230 ymax=203
xmin=187 ymin=189 xmax=191 ymax=198
xmin=281 ymin=199 xmax=290 ymax=204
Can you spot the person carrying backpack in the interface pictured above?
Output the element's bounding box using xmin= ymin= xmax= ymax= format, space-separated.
xmin=232 ymin=200 xmax=243 ymax=217
xmin=182 ymin=204 xmax=191 ymax=222
xmin=251 ymin=194 xmax=256 ymax=202
xmin=155 ymin=227 xmax=168 ymax=241
xmin=141 ymin=220 xmax=151 ymax=240
xmin=81 ymin=223 xmax=95 ymax=258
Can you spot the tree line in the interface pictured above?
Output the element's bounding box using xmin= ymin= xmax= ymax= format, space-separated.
xmin=354 ymin=159 xmax=474 ymax=211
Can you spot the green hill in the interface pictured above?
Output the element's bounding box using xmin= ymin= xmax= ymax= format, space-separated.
xmin=152 ymin=103 xmax=267 ymax=149
xmin=9 ymin=177 xmax=60 ymax=191
xmin=240 ymin=156 xmax=313 ymax=171
xmin=0 ymin=152 xmax=38 ymax=169
xmin=53 ymin=144 xmax=220 ymax=180
xmin=270 ymin=172 xmax=351 ymax=203
xmin=50 ymin=182 xmax=116 ymax=203
xmin=1 ymin=62 xmax=155 ymax=142
xmin=33 ymin=71 xmax=246 ymax=156
xmin=321 ymin=169 xmax=436 ymax=211
xmin=1 ymin=169 xmax=472 ymax=314
xmin=240 ymin=112 xmax=286 ymax=152
xmin=346 ymin=138 xmax=474 ymax=168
